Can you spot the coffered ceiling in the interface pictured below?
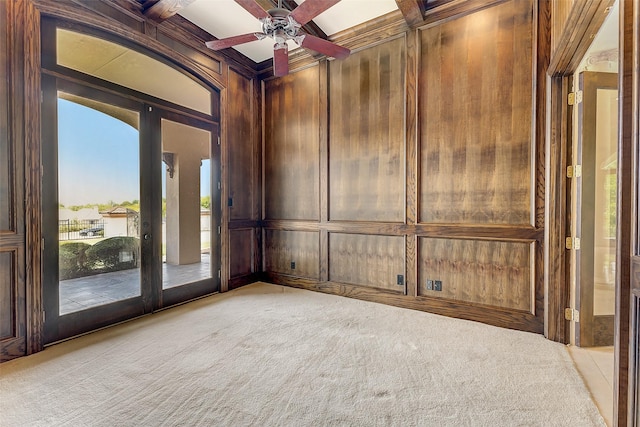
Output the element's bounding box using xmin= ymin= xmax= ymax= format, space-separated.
xmin=138 ymin=0 xmax=442 ymax=66
xmin=178 ymin=0 xmax=400 ymax=63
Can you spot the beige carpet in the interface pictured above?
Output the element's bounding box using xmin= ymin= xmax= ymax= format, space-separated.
xmin=0 ymin=283 xmax=604 ymax=426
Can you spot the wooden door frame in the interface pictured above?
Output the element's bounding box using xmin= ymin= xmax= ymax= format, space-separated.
xmin=620 ymin=0 xmax=639 ymax=424
xmin=548 ymin=0 xmax=637 ymax=424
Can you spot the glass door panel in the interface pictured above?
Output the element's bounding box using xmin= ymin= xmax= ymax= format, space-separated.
xmin=593 ymin=88 xmax=617 ymax=316
xmin=57 ymin=92 xmax=141 ymax=314
xmin=574 ymin=71 xmax=618 ymax=347
xmin=160 ymin=118 xmax=213 ymax=289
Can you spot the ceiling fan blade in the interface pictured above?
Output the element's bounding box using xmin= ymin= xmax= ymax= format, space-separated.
xmin=205 ymin=33 xmax=261 ymax=50
xmin=290 ymin=0 xmax=340 ymax=26
xmin=234 ymin=0 xmax=270 ymax=20
xmin=300 ymin=34 xmax=350 ymax=59
xmin=273 ymin=45 xmax=289 ymax=77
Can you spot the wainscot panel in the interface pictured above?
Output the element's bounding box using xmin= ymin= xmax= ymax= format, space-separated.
xmin=418 ymin=237 xmax=534 ymax=313
xmin=264 ymin=229 xmax=319 ymax=280
xmin=229 ymin=228 xmax=254 ymax=278
xmin=329 ymin=233 xmax=405 ymax=293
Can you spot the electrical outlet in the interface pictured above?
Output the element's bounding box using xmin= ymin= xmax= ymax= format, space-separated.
xmin=426 ymin=279 xmax=434 ymax=291
xmin=434 ymin=280 xmax=442 ymax=292
xmin=290 ymin=261 xmax=296 ymax=270
xmin=397 ymin=275 xmax=404 ymax=286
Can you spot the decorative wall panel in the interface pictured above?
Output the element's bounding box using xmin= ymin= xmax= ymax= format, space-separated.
xmin=329 ymin=37 xmax=405 ymax=222
xmin=0 ymin=252 xmax=15 ymax=339
xmin=418 ymin=237 xmax=534 ymax=312
xmin=229 ymin=229 xmax=253 ymax=278
xmin=329 ymin=233 xmax=405 ymax=292
xmin=419 ymin=0 xmax=534 ymax=225
xmin=264 ymin=229 xmax=319 ymax=280
xmin=228 ymin=68 xmax=256 ymax=221
xmin=264 ymin=67 xmax=319 ymax=220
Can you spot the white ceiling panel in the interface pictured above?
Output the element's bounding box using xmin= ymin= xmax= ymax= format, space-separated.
xmin=293 ymin=0 xmax=397 ymax=36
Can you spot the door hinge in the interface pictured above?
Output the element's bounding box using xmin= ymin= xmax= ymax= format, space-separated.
xmin=565 ymin=308 xmax=580 ymax=322
xmin=43 ymin=310 xmax=46 ymax=323
xmin=218 ymin=269 xmax=221 ymax=279
xmin=217 ymin=225 xmax=221 ymax=235
xmin=41 ymin=238 xmax=45 ymax=249
xmin=40 ymin=90 xmax=43 ymax=104
xmin=565 ymin=237 xmax=581 ymax=250
xmin=568 ymin=90 xmax=583 ymax=105
xmin=217 ymin=136 xmax=221 ymax=145
xmin=567 ymin=165 xmax=582 ymax=178
xmin=217 ymin=181 xmax=221 ymax=190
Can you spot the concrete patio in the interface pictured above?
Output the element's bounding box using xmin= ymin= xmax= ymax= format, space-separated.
xmin=59 ymin=254 xmax=211 ymax=315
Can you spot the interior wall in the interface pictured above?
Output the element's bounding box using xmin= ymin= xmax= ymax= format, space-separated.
xmin=262 ymin=0 xmax=547 ymax=333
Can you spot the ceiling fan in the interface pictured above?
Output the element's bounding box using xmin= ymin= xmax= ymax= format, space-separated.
xmin=205 ymin=0 xmax=350 ymax=77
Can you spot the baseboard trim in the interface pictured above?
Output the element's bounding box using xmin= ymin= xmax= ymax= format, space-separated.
xmin=261 ymin=272 xmax=544 ymax=334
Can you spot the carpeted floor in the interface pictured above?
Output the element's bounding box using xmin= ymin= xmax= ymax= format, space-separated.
xmin=0 ymin=282 xmax=605 ymax=426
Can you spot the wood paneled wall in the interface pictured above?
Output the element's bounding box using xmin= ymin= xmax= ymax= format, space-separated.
xmin=227 ymin=67 xmax=262 ymax=289
xmin=262 ymin=0 xmax=547 ymax=333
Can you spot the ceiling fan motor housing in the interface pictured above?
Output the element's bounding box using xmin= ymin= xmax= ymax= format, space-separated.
xmin=261 ymin=9 xmax=302 ymax=47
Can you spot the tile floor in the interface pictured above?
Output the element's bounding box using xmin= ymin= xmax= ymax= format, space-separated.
xmin=59 ymin=254 xmax=211 ymax=315
xmin=568 ymin=345 xmax=614 ymax=427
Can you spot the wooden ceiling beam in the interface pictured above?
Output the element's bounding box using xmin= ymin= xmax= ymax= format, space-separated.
xmin=144 ymin=0 xmax=196 ymax=22
xmin=254 ymin=0 xmax=329 ymax=39
xmin=395 ymin=0 xmax=427 ymax=27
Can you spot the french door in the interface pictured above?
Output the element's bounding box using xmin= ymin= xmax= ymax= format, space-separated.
xmin=42 ymin=77 xmax=220 ymax=343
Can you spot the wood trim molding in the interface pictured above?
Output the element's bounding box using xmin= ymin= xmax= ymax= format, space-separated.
xmin=261 ymin=220 xmax=543 ymax=241
xmin=616 ymin=0 xmax=638 ymax=424
xmin=395 ymin=0 xmax=427 ymax=27
xmin=548 ymin=0 xmax=616 ymax=76
xmin=545 ymin=77 xmax=571 ymax=343
xmin=160 ymin=14 xmax=259 ymax=77
xmin=143 ymin=0 xmax=195 ymax=22
xmin=421 ymin=0 xmax=507 ymax=27
xmin=19 ymin=0 xmax=43 ymax=356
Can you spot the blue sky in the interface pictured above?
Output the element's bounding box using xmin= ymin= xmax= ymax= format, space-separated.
xmin=58 ymin=99 xmax=210 ymax=206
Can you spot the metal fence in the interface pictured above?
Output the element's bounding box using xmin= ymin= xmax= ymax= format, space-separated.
xmin=59 ymin=219 xmax=105 ymax=241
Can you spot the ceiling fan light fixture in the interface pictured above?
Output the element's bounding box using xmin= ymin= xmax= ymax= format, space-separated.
xmin=206 ymin=0 xmax=350 ymax=76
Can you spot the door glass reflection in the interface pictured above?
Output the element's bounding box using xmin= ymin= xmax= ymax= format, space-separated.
xmin=57 ymin=93 xmax=141 ymax=315
xmin=593 ymin=88 xmax=617 ymax=316
xmin=161 ymin=119 xmax=212 ymax=288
